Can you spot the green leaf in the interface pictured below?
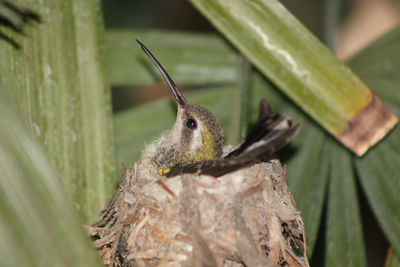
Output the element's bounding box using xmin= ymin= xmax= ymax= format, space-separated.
xmin=326 ymin=142 xmax=366 ymax=267
xmin=355 ymin=129 xmax=400 ymax=254
xmin=348 ymin=26 xmax=400 ymax=111
xmin=107 ymin=30 xmax=240 ymax=86
xmin=348 ymin=27 xmax=400 ymax=255
xmin=0 ymin=0 xmax=116 ymax=223
xmin=227 ymin=56 xmax=251 ymax=144
xmin=188 ymin=0 xmax=379 ymax=148
xmin=0 ymin=90 xmax=101 ymax=267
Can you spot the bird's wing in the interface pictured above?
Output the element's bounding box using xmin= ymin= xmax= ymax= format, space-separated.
xmin=226 ymin=99 xmax=299 ymax=160
xmin=179 ymin=99 xmax=299 ymax=178
xmin=179 ymin=157 xmax=254 ymax=177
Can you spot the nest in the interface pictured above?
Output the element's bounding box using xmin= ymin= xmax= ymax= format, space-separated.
xmin=87 ymin=157 xmax=309 ymax=267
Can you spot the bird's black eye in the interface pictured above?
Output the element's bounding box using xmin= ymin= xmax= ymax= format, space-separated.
xmin=186 ymin=118 xmax=197 ymax=129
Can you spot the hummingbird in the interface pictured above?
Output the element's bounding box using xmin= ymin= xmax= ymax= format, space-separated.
xmin=136 ymin=40 xmax=299 ymax=178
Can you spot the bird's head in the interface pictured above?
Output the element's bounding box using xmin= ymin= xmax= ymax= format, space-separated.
xmin=137 ymin=40 xmax=223 ymax=176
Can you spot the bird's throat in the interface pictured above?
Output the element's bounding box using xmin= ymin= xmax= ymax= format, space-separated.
xmin=156 ymin=127 xmax=220 ymax=177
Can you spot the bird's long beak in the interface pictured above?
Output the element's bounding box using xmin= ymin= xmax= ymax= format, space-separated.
xmin=136 ymin=39 xmax=186 ymax=107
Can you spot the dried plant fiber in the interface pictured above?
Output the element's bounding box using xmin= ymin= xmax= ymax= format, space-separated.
xmin=88 ymin=156 xmax=309 ymax=267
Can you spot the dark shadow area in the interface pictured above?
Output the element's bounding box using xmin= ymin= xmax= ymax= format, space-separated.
xmin=102 ymin=0 xmax=214 ymax=31
xmin=0 ymin=1 xmax=40 ymax=30
xmin=309 ymin=187 xmax=328 ymax=266
xmin=0 ymin=1 xmax=40 ymax=48
xmin=276 ymin=143 xmax=300 ymax=163
xmin=0 ymin=31 xmax=20 ymax=48
xmin=111 ymin=86 xmax=138 ymax=112
xmin=356 ymin=172 xmax=390 ymax=267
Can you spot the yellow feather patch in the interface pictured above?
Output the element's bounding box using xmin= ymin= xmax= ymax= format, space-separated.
xmin=182 ymin=126 xmax=218 ymax=163
xmin=158 ymin=126 xmax=219 ymax=177
xmin=158 ymin=167 xmax=171 ymax=176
